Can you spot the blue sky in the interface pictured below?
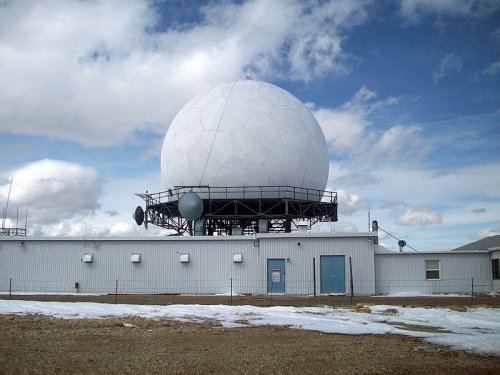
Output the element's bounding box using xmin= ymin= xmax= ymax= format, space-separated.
xmin=0 ymin=0 xmax=499 ymax=251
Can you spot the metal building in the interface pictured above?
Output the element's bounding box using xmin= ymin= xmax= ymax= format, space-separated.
xmin=375 ymin=249 xmax=495 ymax=294
xmin=0 ymin=232 xmax=375 ymax=295
xmin=1 ymin=232 xmax=498 ymax=296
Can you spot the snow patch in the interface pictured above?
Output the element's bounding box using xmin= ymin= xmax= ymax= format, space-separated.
xmin=0 ymin=301 xmax=499 ymax=356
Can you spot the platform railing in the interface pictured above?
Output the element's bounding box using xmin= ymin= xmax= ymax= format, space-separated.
xmin=138 ymin=185 xmax=337 ymax=204
xmin=0 ymin=227 xmax=27 ymax=236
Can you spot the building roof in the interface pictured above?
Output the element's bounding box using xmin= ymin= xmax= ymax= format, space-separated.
xmin=373 ymin=244 xmax=491 ymax=255
xmin=451 ymin=235 xmax=500 ymax=252
xmin=0 ymin=231 xmax=375 ymax=242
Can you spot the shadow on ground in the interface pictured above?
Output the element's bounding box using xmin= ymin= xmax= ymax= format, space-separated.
xmin=2 ymin=293 xmax=499 ymax=307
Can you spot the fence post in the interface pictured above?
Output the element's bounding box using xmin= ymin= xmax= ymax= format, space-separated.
xmin=313 ymin=258 xmax=316 ymax=297
xmin=9 ymin=278 xmax=12 ymax=300
xmin=349 ymin=257 xmax=354 ymax=306
xmin=230 ymin=278 xmax=233 ymax=306
xmin=153 ymin=281 xmax=156 ymax=305
xmin=114 ymin=279 xmax=118 ymax=304
xmin=471 ymin=277 xmax=474 ymax=303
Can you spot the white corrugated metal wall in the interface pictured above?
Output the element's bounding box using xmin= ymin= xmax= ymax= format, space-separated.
xmin=374 ymin=252 xmax=492 ymax=294
xmin=0 ymin=234 xmax=375 ymax=295
xmin=492 ymin=250 xmax=500 ymax=292
xmin=259 ymin=235 xmax=375 ymax=295
xmin=2 ymin=236 xmax=494 ymax=295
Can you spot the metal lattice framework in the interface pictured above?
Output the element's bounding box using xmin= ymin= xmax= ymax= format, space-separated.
xmin=0 ymin=227 xmax=26 ymax=236
xmin=136 ymin=186 xmax=338 ymax=236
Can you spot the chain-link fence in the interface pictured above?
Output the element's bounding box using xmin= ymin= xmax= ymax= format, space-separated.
xmin=1 ymin=277 xmax=496 ymax=300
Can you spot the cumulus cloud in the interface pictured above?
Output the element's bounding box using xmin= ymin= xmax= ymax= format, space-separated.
xmin=376 ymin=124 xmax=422 ymax=153
xmin=478 ymin=226 xmax=500 ymax=238
xmin=109 ymin=222 xmax=141 ymax=237
xmin=314 ymin=87 xmax=376 ymax=155
xmin=30 ymin=219 xmax=174 ymax=238
xmin=315 ymin=87 xmax=425 ymax=165
xmin=399 ymin=0 xmax=500 ymax=22
xmin=43 ymin=222 xmax=108 ymax=237
xmin=0 ymin=159 xmax=101 ymax=224
xmin=432 ymin=53 xmax=463 ymax=83
xmin=0 ymin=0 xmax=372 ymax=146
xmin=336 ymin=189 xmax=368 ymax=215
xmin=396 ymin=206 xmax=442 ymax=226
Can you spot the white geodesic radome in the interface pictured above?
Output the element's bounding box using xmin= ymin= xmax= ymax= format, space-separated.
xmin=160 ymin=80 xmax=329 ymax=196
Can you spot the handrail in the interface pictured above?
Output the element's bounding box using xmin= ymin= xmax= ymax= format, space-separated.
xmin=137 ymin=185 xmax=337 ymax=204
xmin=0 ymin=227 xmax=27 ymax=236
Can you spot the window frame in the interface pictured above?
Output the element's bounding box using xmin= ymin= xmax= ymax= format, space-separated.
xmin=492 ymin=259 xmax=500 ymax=280
xmin=425 ymin=259 xmax=440 ymax=280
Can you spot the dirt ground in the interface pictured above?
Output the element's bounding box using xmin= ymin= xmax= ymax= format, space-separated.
xmin=1 ymin=295 xmax=499 ymax=374
xmin=2 ymin=293 xmax=499 ymax=308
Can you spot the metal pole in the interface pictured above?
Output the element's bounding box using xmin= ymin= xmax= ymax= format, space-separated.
xmin=471 ymin=277 xmax=474 ymax=303
xmin=2 ymin=179 xmax=13 ymax=228
xmin=115 ymin=279 xmax=118 ymax=304
xmin=230 ymin=278 xmax=233 ymax=306
xmin=313 ymin=257 xmax=316 ymax=297
xmin=349 ymin=257 xmax=354 ymax=306
xmin=153 ymin=281 xmax=156 ymax=305
xmin=9 ymin=278 xmax=12 ymax=300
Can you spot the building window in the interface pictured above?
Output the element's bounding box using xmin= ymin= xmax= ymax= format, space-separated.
xmin=493 ymin=259 xmax=500 ymax=280
xmin=425 ymin=260 xmax=440 ymax=280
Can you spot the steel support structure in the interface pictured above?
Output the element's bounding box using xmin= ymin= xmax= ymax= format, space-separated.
xmin=136 ymin=185 xmax=338 ymax=236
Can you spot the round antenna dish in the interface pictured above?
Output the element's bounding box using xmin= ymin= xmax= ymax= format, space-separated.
xmin=398 ymin=240 xmax=407 ymax=252
xmin=133 ymin=206 xmax=144 ymax=226
xmin=178 ymin=192 xmax=203 ymax=220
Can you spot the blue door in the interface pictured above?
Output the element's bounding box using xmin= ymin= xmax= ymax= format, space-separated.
xmin=267 ymin=259 xmax=285 ymax=294
xmin=320 ymin=255 xmax=345 ymax=294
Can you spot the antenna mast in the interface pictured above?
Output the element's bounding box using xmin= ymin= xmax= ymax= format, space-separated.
xmin=2 ymin=178 xmax=13 ymax=228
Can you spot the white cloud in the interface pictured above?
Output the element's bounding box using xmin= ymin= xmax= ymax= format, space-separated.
xmin=478 ymin=226 xmax=500 ymax=239
xmin=27 ymin=218 xmax=173 ymax=238
xmin=375 ymin=163 xmax=500 ymax=206
xmin=376 ymin=124 xmax=421 ymax=153
xmin=336 ymin=189 xmax=368 ymax=215
xmin=315 ymin=87 xmax=425 ymax=165
xmin=432 ymin=53 xmax=463 ymax=83
xmin=0 ymin=0 xmax=372 ymax=146
xmin=336 ymin=161 xmax=500 ymax=240
xmin=109 ymin=222 xmax=140 ymax=237
xmin=399 ymin=0 xmax=500 ymax=22
xmin=43 ymin=222 xmax=108 ymax=237
xmin=315 ymin=87 xmax=387 ymax=154
xmin=0 ymin=159 xmax=101 ymax=224
xmin=480 ymin=60 xmax=500 ymax=77
xmin=396 ymin=206 xmax=442 ymax=226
